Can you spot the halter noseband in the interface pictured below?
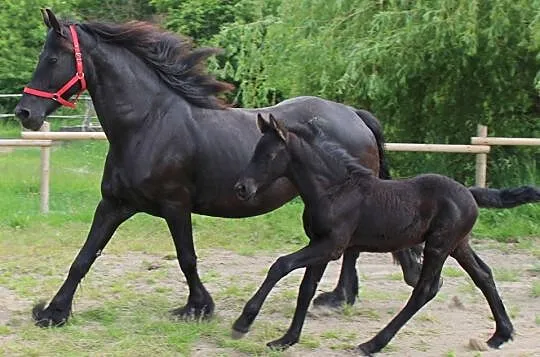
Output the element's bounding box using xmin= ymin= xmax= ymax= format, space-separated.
xmin=23 ymin=25 xmax=86 ymax=109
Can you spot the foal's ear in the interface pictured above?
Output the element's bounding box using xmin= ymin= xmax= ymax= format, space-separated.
xmin=269 ymin=113 xmax=288 ymax=142
xmin=256 ymin=113 xmax=272 ymax=133
xmin=43 ymin=8 xmax=64 ymax=37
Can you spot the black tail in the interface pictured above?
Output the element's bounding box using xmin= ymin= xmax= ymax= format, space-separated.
xmin=355 ymin=109 xmax=424 ymax=269
xmin=354 ymin=109 xmax=391 ymax=180
xmin=469 ymin=186 xmax=540 ymax=208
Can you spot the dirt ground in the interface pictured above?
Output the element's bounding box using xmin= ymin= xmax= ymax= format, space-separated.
xmin=1 ymin=240 xmax=539 ymax=356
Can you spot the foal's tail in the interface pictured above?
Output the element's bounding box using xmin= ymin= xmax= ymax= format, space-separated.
xmin=355 ymin=109 xmax=424 ymax=267
xmin=470 ymin=186 xmax=540 ymax=208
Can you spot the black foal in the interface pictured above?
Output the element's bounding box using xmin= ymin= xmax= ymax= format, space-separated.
xmin=232 ymin=113 xmax=518 ymax=355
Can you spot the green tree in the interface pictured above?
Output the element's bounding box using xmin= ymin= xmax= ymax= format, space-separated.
xmin=246 ymin=0 xmax=539 ymax=185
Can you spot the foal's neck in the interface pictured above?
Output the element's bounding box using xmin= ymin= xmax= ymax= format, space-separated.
xmin=287 ymin=138 xmax=370 ymax=207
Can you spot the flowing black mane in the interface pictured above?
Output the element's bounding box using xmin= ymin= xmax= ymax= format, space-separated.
xmin=78 ymin=21 xmax=234 ymax=109
xmin=292 ymin=123 xmax=373 ymax=180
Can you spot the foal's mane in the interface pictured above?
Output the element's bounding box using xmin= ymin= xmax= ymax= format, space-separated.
xmin=290 ymin=122 xmax=373 ymax=180
xmin=77 ymin=20 xmax=234 ymax=109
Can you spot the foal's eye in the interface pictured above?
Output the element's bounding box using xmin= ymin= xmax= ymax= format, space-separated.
xmin=47 ymin=57 xmax=58 ymax=64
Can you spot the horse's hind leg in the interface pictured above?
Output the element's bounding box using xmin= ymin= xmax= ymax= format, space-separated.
xmin=451 ymin=242 xmax=513 ymax=348
xmin=356 ymin=244 xmax=446 ymax=355
xmin=33 ymin=198 xmax=135 ymax=327
xmin=267 ymin=263 xmax=328 ymax=349
xmin=313 ymin=248 xmax=359 ymax=307
xmin=393 ymin=245 xmax=427 ymax=288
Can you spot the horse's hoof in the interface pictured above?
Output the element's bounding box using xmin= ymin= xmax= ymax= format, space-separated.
xmin=231 ymin=328 xmax=247 ymax=340
xmin=266 ymin=336 xmax=297 ymax=350
xmin=313 ymin=291 xmax=346 ymax=308
xmin=486 ymin=331 xmax=513 ymax=349
xmin=170 ymin=302 xmax=214 ymax=321
xmin=32 ymin=301 xmax=70 ymax=328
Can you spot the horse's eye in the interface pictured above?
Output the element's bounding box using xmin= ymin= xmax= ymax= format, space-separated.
xmin=48 ymin=57 xmax=58 ymax=64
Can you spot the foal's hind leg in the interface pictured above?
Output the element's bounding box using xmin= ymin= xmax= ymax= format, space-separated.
xmin=267 ymin=263 xmax=328 ymax=349
xmin=451 ymin=242 xmax=513 ymax=348
xmin=33 ymin=198 xmax=135 ymax=327
xmin=356 ymin=244 xmax=446 ymax=355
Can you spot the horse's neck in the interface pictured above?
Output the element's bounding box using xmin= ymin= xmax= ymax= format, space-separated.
xmin=84 ymin=40 xmax=180 ymax=140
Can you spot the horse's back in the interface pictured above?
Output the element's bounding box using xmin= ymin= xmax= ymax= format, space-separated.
xmin=251 ymin=96 xmax=380 ymax=172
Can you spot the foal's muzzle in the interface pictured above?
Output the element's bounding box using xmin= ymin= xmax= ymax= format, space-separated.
xmin=234 ymin=178 xmax=257 ymax=201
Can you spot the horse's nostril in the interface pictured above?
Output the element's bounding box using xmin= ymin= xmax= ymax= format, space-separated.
xmin=15 ymin=107 xmax=31 ymax=120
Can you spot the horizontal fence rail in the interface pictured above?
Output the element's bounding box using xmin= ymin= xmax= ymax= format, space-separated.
xmin=471 ymin=137 xmax=540 ymax=146
xmin=385 ymin=143 xmax=490 ymax=153
xmin=0 ymin=139 xmax=52 ymax=147
xmin=22 ymin=132 xmax=107 ymax=140
xmin=2 ymin=122 xmax=539 ymax=213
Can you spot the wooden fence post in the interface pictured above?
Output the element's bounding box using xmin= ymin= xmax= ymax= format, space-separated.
xmin=40 ymin=121 xmax=50 ymax=213
xmin=475 ymin=124 xmax=488 ymax=188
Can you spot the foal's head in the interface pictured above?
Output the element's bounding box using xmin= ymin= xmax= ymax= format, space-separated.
xmin=235 ymin=114 xmax=291 ymax=201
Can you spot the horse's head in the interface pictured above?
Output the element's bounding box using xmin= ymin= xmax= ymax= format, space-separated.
xmin=235 ymin=113 xmax=291 ymax=201
xmin=15 ymin=9 xmax=86 ymax=130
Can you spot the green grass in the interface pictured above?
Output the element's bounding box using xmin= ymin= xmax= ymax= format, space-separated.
xmin=532 ymin=281 xmax=540 ymax=298
xmin=1 ymin=121 xmax=539 ymax=355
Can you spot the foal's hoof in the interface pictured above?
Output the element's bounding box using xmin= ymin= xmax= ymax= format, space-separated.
xmin=354 ymin=341 xmax=379 ymax=356
xmin=32 ymin=301 xmax=70 ymax=328
xmin=170 ymin=302 xmax=214 ymax=321
xmin=313 ymin=291 xmax=347 ymax=308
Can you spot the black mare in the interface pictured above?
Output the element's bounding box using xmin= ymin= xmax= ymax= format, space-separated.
xmin=233 ymin=113 xmax=539 ymax=354
xmin=14 ymin=10 xmax=422 ymax=326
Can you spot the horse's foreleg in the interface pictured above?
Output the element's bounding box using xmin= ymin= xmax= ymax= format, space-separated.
xmin=267 ymin=263 xmax=328 ymax=349
xmin=356 ymin=244 xmax=446 ymax=355
xmin=165 ymin=207 xmax=213 ymax=320
xmin=313 ymin=247 xmax=359 ymax=307
xmin=33 ymin=198 xmax=135 ymax=327
xmin=232 ymin=240 xmax=338 ymax=338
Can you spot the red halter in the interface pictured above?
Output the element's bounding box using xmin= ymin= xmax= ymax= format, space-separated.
xmin=23 ymin=25 xmax=87 ymax=109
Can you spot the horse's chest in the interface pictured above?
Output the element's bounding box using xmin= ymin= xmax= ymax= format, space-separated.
xmin=103 ymin=159 xmax=192 ymax=212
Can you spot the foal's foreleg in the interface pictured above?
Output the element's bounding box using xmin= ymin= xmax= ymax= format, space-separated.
xmin=33 ymin=198 xmax=135 ymax=327
xmin=267 ymin=263 xmax=328 ymax=349
xmin=232 ymin=240 xmax=339 ymax=337
xmin=356 ymin=245 xmax=446 ymax=355
xmin=451 ymin=242 xmax=513 ymax=348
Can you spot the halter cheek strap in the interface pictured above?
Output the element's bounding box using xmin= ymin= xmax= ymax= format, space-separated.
xmin=23 ymin=25 xmax=86 ymax=109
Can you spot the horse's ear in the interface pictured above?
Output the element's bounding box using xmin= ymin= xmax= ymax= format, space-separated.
xmin=256 ymin=113 xmax=272 ymax=133
xmin=41 ymin=8 xmax=51 ymax=28
xmin=269 ymin=113 xmax=288 ymax=142
xmin=44 ymin=8 xmax=64 ymax=37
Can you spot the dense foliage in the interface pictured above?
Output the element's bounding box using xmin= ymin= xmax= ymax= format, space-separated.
xmin=1 ymin=0 xmax=538 ymax=185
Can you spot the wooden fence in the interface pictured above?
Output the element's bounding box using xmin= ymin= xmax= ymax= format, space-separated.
xmin=2 ymin=122 xmax=539 ymax=213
